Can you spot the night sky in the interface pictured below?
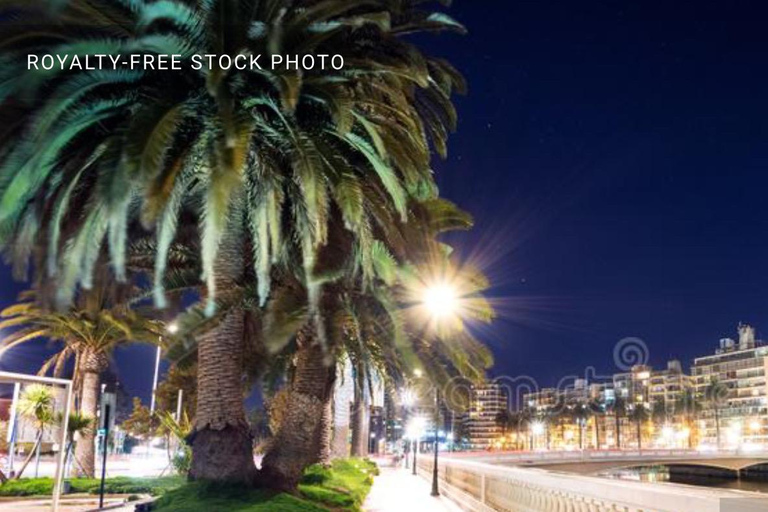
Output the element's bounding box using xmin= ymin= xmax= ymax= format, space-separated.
xmin=3 ymin=0 xmax=768 ymax=403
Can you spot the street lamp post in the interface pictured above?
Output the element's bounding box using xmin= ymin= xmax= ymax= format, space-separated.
xmin=421 ymin=281 xmax=459 ymax=495
xmin=412 ymin=435 xmax=418 ymax=475
xmin=431 ymin=388 xmax=440 ymax=496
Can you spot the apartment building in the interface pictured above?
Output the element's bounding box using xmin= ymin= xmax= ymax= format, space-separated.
xmin=466 ymin=384 xmax=508 ymax=449
xmin=692 ymin=324 xmax=768 ymax=446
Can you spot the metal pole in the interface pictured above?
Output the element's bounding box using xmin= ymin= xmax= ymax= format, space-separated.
xmin=412 ymin=436 xmax=417 ymax=475
xmin=7 ymin=382 xmax=19 ymax=476
xmin=51 ymin=382 xmax=72 ymax=512
xmin=148 ymin=344 xmax=161 ymax=458
xmin=431 ymin=389 xmax=440 ymax=496
xmin=98 ymin=404 xmax=111 ymax=509
xmin=150 ymin=345 xmax=161 ymax=415
xmin=175 ymin=389 xmax=183 ymax=421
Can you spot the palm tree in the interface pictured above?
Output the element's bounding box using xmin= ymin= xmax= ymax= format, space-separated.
xmin=0 ymin=292 xmax=162 ymax=477
xmin=258 ymin=194 xmax=491 ymax=486
xmin=15 ymin=385 xmax=55 ymax=479
xmin=608 ymin=396 xmax=627 ymax=449
xmin=627 ymin=403 xmax=650 ymax=450
xmin=705 ymin=379 xmax=729 ymax=449
xmin=675 ymin=388 xmax=702 ymax=449
xmin=572 ymin=404 xmax=592 ymax=450
xmin=588 ymin=398 xmax=604 ymax=450
xmin=0 ymin=0 xmax=466 ymax=486
xmin=57 ymin=412 xmax=93 ymax=478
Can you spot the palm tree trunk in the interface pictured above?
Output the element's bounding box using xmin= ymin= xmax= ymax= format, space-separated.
xmin=258 ymin=328 xmax=336 ymax=491
xmin=188 ymin=307 xmax=255 ymax=482
xmin=350 ymin=362 xmax=367 ymax=457
xmin=715 ymin=407 xmax=721 ymax=449
xmin=316 ymin=395 xmax=333 ymax=466
xmin=75 ymin=365 xmax=102 ymax=478
xmin=188 ymin=219 xmax=256 ymax=484
xmin=615 ymin=414 xmax=621 ymax=449
xmin=594 ymin=417 xmax=600 ymax=450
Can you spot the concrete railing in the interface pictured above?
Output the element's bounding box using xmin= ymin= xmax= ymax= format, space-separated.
xmin=446 ymin=448 xmax=768 ymax=465
xmin=416 ymin=454 xmax=768 ymax=512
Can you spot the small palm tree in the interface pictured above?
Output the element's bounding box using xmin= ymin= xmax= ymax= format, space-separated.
xmin=57 ymin=412 xmax=93 ymax=478
xmin=157 ymin=411 xmax=192 ymax=475
xmin=16 ymin=385 xmax=55 ymax=479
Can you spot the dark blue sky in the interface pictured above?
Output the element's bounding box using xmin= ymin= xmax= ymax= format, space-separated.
xmin=3 ymin=0 xmax=768 ymax=401
xmin=430 ymin=0 xmax=768 ymax=387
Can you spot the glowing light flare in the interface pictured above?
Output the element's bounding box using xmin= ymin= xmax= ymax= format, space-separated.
xmin=407 ymin=417 xmax=427 ymax=440
xmin=423 ymin=284 xmax=458 ymax=318
xmin=401 ymin=388 xmax=416 ymax=407
xmin=531 ymin=421 xmax=545 ymax=436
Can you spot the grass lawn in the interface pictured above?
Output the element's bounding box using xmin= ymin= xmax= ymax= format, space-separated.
xmin=0 ymin=475 xmax=185 ymax=497
xmin=151 ymin=458 xmax=379 ymax=512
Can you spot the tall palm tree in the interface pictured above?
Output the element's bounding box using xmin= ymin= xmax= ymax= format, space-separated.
xmin=15 ymin=384 xmax=55 ymax=479
xmin=608 ymin=396 xmax=627 ymax=449
xmin=705 ymin=379 xmax=729 ymax=449
xmin=572 ymin=403 xmax=592 ymax=450
xmin=588 ymin=398 xmax=604 ymax=450
xmin=257 ymin=193 xmax=491 ymax=487
xmin=0 ymin=0 xmax=466 ymax=485
xmin=675 ymin=388 xmax=702 ymax=449
xmin=0 ymin=292 xmax=162 ymax=477
xmin=627 ymin=403 xmax=650 ymax=450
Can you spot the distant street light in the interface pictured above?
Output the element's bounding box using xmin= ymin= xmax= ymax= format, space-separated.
xmin=150 ymin=321 xmax=178 ymax=416
xmin=407 ymin=417 xmax=426 ymax=476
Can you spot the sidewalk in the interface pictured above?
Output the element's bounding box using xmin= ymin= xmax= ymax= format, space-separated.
xmin=364 ymin=460 xmax=464 ymax=512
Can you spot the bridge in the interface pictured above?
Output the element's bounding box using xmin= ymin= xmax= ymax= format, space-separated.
xmin=458 ymin=449 xmax=768 ymax=476
xmin=413 ymin=449 xmax=768 ymax=511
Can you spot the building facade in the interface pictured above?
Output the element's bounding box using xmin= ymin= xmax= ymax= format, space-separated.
xmin=466 ymin=384 xmax=508 ymax=449
xmin=692 ymin=324 xmax=768 ymax=447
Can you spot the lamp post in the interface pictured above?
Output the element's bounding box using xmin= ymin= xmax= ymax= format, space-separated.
xmin=421 ymin=282 xmax=458 ymax=497
xmin=402 ymin=388 xmax=414 ymax=469
xmin=407 ymin=417 xmax=425 ymax=476
xmin=431 ymin=388 xmax=440 ymax=496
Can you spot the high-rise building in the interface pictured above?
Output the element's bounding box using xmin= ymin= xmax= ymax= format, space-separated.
xmin=466 ymin=384 xmax=508 ymax=449
xmin=692 ymin=323 xmax=768 ymax=446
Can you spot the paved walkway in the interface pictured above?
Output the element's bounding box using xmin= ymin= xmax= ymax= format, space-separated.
xmin=0 ymin=496 xmax=130 ymax=512
xmin=364 ymin=460 xmax=464 ymax=512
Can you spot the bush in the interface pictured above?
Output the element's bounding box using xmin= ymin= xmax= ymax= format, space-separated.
xmin=0 ymin=476 xmax=184 ymax=497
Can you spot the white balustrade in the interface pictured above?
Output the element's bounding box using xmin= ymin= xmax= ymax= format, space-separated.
xmin=416 ymin=452 xmax=768 ymax=512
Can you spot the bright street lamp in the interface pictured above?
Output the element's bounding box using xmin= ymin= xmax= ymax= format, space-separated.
xmin=423 ymin=284 xmax=458 ymax=318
